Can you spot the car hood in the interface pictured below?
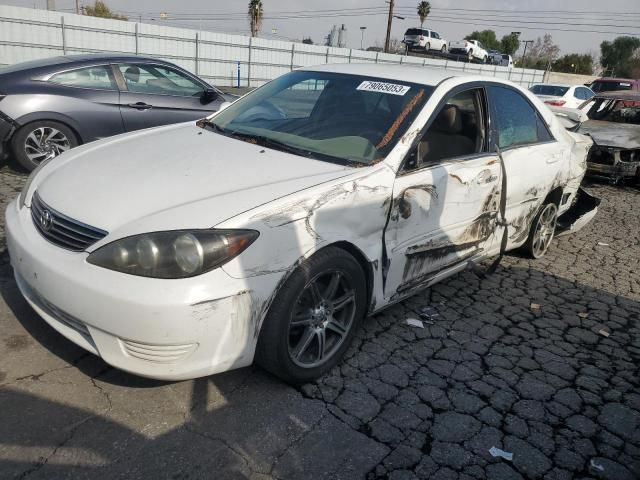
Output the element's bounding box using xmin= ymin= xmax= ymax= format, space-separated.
xmin=579 ymin=120 xmax=640 ymax=149
xmin=35 ymin=122 xmax=354 ymax=235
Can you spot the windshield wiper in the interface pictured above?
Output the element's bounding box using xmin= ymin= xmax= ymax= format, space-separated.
xmin=226 ymin=131 xmax=316 ymax=158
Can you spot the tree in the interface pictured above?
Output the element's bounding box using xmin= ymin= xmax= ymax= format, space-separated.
xmin=464 ymin=30 xmax=500 ymax=51
xmin=302 ymin=37 xmax=314 ymax=45
xmin=552 ymin=54 xmax=594 ymax=75
xmin=417 ymin=1 xmax=431 ymax=28
xmin=522 ymin=34 xmax=560 ymax=70
xmin=248 ymin=0 xmax=264 ymax=38
xmin=83 ymin=1 xmax=127 ymax=20
xmin=500 ymin=33 xmax=520 ymax=56
xmin=600 ymin=36 xmax=640 ymax=77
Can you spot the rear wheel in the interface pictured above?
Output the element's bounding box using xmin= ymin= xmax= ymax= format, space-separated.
xmin=256 ymin=247 xmax=367 ymax=384
xmin=468 ymin=50 xmax=474 ymax=61
xmin=11 ymin=121 xmax=78 ymax=171
xmin=525 ymin=202 xmax=558 ymax=259
xmin=425 ymin=42 xmax=431 ymax=52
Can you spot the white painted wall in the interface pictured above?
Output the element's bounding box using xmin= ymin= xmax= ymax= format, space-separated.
xmin=0 ymin=5 xmax=546 ymax=88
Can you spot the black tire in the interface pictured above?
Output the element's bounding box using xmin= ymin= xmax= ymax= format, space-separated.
xmin=11 ymin=120 xmax=79 ymax=172
xmin=425 ymin=42 xmax=431 ymax=52
xmin=483 ymin=55 xmax=488 ymax=63
xmin=524 ymin=202 xmax=559 ymax=259
xmin=441 ymin=45 xmax=447 ymax=53
xmin=256 ymin=247 xmax=367 ymax=384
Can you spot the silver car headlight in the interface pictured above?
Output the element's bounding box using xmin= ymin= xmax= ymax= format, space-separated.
xmin=87 ymin=229 xmax=259 ymax=279
xmin=19 ymin=156 xmax=55 ymax=209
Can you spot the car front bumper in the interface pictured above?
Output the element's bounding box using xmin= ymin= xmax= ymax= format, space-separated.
xmin=6 ymin=199 xmax=280 ymax=380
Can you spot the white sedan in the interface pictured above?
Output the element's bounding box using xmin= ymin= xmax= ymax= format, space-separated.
xmin=530 ymin=83 xmax=595 ymax=109
xmin=6 ymin=64 xmax=597 ymax=383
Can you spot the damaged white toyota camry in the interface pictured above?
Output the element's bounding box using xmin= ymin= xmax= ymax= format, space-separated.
xmin=6 ymin=64 xmax=598 ymax=383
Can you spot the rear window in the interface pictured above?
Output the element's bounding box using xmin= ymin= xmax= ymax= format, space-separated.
xmin=530 ymin=85 xmax=569 ymax=97
xmin=591 ymin=81 xmax=634 ymax=93
xmin=48 ymin=65 xmax=116 ymax=90
xmin=405 ymin=29 xmax=422 ymax=36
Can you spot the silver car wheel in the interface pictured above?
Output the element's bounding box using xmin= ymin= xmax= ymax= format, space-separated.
xmin=531 ymin=203 xmax=558 ymax=258
xmin=288 ymin=270 xmax=356 ymax=369
xmin=24 ymin=127 xmax=71 ymax=164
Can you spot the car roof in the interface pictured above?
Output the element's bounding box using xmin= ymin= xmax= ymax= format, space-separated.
xmin=531 ymin=83 xmax=573 ymax=88
xmin=592 ymin=77 xmax=638 ymax=83
xmin=0 ymin=53 xmax=173 ymax=75
xmin=299 ymin=63 xmax=467 ymax=87
xmin=595 ymin=90 xmax=640 ymax=100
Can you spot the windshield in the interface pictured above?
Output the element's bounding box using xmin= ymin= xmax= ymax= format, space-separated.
xmin=591 ymin=81 xmax=633 ymax=93
xmin=587 ymin=98 xmax=640 ymax=124
xmin=207 ymin=71 xmax=432 ymax=166
xmin=530 ymin=85 xmax=569 ymax=97
xmin=405 ymin=29 xmax=422 ymax=36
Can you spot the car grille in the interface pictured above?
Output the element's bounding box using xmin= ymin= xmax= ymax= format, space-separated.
xmin=588 ymin=148 xmax=615 ymax=166
xmin=31 ymin=192 xmax=107 ymax=251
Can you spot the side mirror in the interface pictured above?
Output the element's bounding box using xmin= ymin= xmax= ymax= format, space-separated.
xmin=201 ymin=88 xmax=219 ymax=103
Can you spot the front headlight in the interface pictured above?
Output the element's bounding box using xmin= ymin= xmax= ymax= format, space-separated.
xmin=19 ymin=156 xmax=55 ymax=209
xmin=87 ymin=229 xmax=259 ymax=279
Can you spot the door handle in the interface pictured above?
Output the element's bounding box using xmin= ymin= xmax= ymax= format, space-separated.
xmin=127 ymin=102 xmax=153 ymax=110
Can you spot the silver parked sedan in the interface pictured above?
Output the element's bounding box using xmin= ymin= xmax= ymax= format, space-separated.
xmin=0 ymin=53 xmax=235 ymax=170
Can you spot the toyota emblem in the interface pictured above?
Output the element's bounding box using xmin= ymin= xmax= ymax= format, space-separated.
xmin=39 ymin=209 xmax=53 ymax=232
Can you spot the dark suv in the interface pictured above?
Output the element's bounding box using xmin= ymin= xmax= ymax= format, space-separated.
xmin=0 ymin=54 xmax=235 ymax=171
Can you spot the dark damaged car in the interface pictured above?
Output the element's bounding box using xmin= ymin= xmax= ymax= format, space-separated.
xmin=578 ymin=91 xmax=640 ymax=184
xmin=6 ymin=64 xmax=598 ymax=383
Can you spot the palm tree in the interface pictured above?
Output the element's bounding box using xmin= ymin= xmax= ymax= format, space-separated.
xmin=417 ymin=1 xmax=431 ymax=28
xmin=248 ymin=0 xmax=264 ymax=38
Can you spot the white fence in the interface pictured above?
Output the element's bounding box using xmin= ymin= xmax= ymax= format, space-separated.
xmin=0 ymin=5 xmax=546 ymax=88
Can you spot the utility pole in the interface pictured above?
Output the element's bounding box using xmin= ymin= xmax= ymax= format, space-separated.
xmin=384 ymin=0 xmax=394 ymax=54
xmin=46 ymin=0 xmax=55 ymax=10
xmin=521 ymin=40 xmax=534 ymax=68
xmin=360 ymin=26 xmax=366 ymax=50
xmin=75 ymin=0 xmax=79 ymax=14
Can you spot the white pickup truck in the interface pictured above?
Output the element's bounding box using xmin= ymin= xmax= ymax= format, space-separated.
xmin=449 ymin=39 xmax=489 ymax=63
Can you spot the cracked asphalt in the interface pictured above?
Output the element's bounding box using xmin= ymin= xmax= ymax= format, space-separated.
xmin=0 ymin=163 xmax=638 ymax=480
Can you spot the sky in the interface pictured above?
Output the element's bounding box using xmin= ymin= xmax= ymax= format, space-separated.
xmin=3 ymin=0 xmax=640 ymax=59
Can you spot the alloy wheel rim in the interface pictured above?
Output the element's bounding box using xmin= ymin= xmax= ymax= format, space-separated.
xmin=24 ymin=127 xmax=71 ymax=164
xmin=288 ymin=270 xmax=356 ymax=369
xmin=532 ymin=203 xmax=558 ymax=258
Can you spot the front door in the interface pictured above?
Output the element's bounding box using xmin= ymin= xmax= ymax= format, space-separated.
xmin=383 ymin=87 xmax=501 ymax=301
xmin=114 ymin=63 xmax=224 ymax=132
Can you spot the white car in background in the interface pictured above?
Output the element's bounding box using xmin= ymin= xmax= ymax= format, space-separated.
xmin=530 ymin=83 xmax=595 ymax=109
xmin=7 ymin=64 xmax=597 ymax=383
xmin=449 ymin=39 xmax=489 ymax=62
xmin=403 ymin=28 xmax=448 ymax=53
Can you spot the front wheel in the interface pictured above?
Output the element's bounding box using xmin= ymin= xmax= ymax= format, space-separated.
xmin=256 ymin=247 xmax=367 ymax=384
xmin=11 ymin=121 xmax=78 ymax=171
xmin=468 ymin=50 xmax=474 ymax=61
xmin=425 ymin=42 xmax=431 ymax=52
xmin=525 ymin=202 xmax=558 ymax=259
xmin=441 ymin=45 xmax=447 ymax=53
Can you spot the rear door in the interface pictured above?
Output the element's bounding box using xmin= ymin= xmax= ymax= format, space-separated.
xmin=486 ymin=85 xmax=562 ymax=247
xmin=383 ymin=86 xmax=501 ymax=300
xmin=114 ymin=62 xmax=224 ymax=132
xmin=45 ymin=64 xmax=124 ymax=140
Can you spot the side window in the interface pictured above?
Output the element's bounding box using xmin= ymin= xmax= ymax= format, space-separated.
xmin=487 ymin=86 xmax=553 ymax=149
xmin=573 ymin=88 xmax=583 ymax=99
xmin=582 ymin=88 xmax=595 ymax=100
xmin=119 ymin=64 xmax=204 ymax=97
xmin=48 ymin=65 xmax=116 ymax=90
xmin=413 ymin=88 xmax=486 ymax=168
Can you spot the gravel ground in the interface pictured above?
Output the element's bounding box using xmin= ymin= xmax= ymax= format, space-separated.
xmin=0 ymin=162 xmax=638 ymax=480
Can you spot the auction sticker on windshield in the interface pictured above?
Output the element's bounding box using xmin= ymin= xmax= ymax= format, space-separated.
xmin=357 ymin=81 xmax=411 ymax=96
